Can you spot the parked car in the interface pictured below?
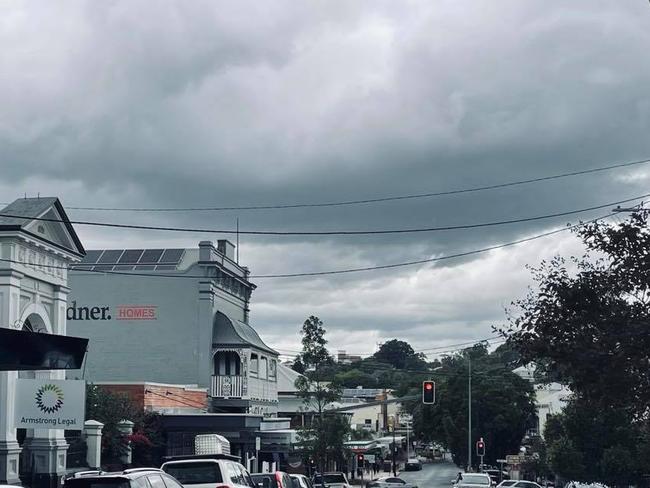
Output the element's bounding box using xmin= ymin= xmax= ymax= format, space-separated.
xmin=512 ymin=482 xmax=542 ymax=488
xmin=453 ymin=473 xmax=492 ymax=488
xmin=251 ymin=471 xmax=294 ymax=488
xmin=290 ymin=474 xmax=314 ymax=488
xmin=367 ymin=477 xmax=418 ymax=488
xmin=161 ymin=454 xmax=255 ymax=488
xmin=65 ymin=468 xmax=185 ymax=488
xmin=404 ymin=459 xmax=422 ymax=471
xmin=496 ymin=482 xmax=517 ymax=488
xmin=312 ymin=473 xmax=350 ymax=488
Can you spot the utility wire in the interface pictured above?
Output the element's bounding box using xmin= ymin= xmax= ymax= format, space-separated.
xmin=2 ymin=205 xmax=633 ymax=279
xmin=45 ymin=157 xmax=650 ymax=212
xmin=0 ymin=193 xmax=647 ymax=237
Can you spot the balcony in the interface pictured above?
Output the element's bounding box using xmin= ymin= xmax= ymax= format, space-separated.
xmin=210 ymin=375 xmax=277 ymax=402
xmin=211 ymin=375 xmax=244 ymax=398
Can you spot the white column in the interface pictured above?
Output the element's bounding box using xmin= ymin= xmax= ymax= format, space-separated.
xmin=84 ymin=421 xmax=103 ymax=470
xmin=117 ymin=420 xmax=134 ymax=466
xmin=0 ymin=269 xmax=23 ymax=484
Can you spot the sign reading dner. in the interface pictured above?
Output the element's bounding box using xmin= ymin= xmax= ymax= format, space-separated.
xmin=15 ymin=379 xmax=85 ymax=430
xmin=67 ymin=301 xmax=157 ymax=321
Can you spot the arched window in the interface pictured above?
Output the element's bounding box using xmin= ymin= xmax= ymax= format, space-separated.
xmin=269 ymin=359 xmax=277 ymax=381
xmin=250 ymin=353 xmax=259 ymax=377
xmin=259 ymin=356 xmax=268 ymax=379
xmin=213 ymin=351 xmax=241 ymax=376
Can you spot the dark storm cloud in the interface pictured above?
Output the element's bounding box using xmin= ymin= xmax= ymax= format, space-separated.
xmin=2 ymin=0 xmax=650 ymax=351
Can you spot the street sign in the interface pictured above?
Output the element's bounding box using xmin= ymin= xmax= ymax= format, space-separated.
xmin=497 ymin=459 xmax=507 ymax=464
xmin=506 ymin=455 xmax=520 ymax=465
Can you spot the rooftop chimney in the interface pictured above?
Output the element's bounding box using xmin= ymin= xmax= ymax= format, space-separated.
xmin=217 ymin=240 xmax=236 ymax=261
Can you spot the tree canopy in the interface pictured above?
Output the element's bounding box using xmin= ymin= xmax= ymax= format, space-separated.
xmin=404 ymin=343 xmax=536 ymax=470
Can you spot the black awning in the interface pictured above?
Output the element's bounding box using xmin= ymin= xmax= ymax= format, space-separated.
xmin=0 ymin=327 xmax=88 ymax=370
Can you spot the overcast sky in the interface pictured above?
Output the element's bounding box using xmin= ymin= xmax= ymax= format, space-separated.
xmin=2 ymin=1 xmax=650 ymax=360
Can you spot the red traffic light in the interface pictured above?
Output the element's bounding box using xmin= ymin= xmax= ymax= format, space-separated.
xmin=357 ymin=454 xmax=364 ymax=462
xmin=422 ymin=381 xmax=435 ymax=404
xmin=476 ymin=439 xmax=486 ymax=456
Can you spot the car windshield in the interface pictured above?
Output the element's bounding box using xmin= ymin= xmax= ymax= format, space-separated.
xmin=314 ymin=475 xmax=346 ymax=484
xmin=162 ymin=463 xmax=223 ymax=484
xmin=461 ymin=475 xmax=491 ymax=485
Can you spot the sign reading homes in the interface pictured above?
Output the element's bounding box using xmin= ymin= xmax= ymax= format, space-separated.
xmin=67 ymin=301 xmax=157 ymax=321
xmin=15 ymin=379 xmax=85 ymax=430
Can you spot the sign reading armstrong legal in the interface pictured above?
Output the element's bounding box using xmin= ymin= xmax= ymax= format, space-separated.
xmin=15 ymin=379 xmax=85 ymax=430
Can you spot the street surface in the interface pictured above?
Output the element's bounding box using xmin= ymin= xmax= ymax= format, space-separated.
xmin=399 ymin=461 xmax=460 ymax=488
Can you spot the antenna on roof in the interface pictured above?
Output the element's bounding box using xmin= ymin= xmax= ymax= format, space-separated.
xmin=37 ymin=192 xmax=40 ymax=199
xmin=24 ymin=193 xmax=26 ymax=199
xmin=236 ymin=217 xmax=240 ymax=264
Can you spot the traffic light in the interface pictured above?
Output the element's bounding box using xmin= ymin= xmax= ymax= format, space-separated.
xmin=476 ymin=439 xmax=486 ymax=457
xmin=422 ymin=380 xmax=435 ymax=404
xmin=357 ymin=454 xmax=364 ymax=463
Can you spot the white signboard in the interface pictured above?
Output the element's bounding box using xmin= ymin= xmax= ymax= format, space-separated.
xmin=15 ymin=379 xmax=85 ymax=430
xmin=365 ymin=454 xmax=376 ymax=463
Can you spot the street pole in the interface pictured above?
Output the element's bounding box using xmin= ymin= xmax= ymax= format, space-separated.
xmin=468 ymin=356 xmax=472 ymax=472
xmin=406 ymin=420 xmax=410 ymax=459
xmin=392 ymin=420 xmax=397 ymax=476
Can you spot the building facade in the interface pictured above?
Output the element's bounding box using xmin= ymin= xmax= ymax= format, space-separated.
xmin=67 ymin=241 xmax=279 ymax=416
xmin=0 ymin=197 xmax=85 ymax=485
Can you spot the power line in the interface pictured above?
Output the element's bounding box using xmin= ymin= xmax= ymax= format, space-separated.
xmin=43 ymin=157 xmax=650 ymax=212
xmin=274 ymin=335 xmax=505 ymax=356
xmin=0 ymin=193 xmax=647 ymax=237
xmin=1 ymin=205 xmax=634 ymax=279
xmin=249 ymin=210 xmax=620 ymax=277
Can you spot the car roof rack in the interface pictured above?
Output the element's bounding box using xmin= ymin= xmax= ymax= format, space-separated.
xmin=162 ymin=453 xmax=241 ymax=462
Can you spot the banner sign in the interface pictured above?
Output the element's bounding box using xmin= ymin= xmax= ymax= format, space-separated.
xmin=15 ymin=379 xmax=85 ymax=430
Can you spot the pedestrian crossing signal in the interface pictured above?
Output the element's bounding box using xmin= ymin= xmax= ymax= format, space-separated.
xmin=422 ymin=381 xmax=435 ymax=404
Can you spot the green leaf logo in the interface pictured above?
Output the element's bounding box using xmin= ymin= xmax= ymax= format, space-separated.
xmin=35 ymin=384 xmax=64 ymax=413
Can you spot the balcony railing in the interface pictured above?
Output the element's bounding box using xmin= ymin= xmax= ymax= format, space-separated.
xmin=210 ymin=375 xmax=278 ymax=402
xmin=211 ymin=375 xmax=244 ymax=398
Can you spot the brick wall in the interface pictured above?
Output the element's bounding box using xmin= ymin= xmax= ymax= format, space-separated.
xmin=98 ymin=383 xmax=207 ymax=411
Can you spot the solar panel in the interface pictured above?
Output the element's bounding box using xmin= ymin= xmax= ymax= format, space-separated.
xmin=98 ymin=250 xmax=124 ymax=264
xmin=118 ymin=249 xmax=144 ymax=264
xmin=139 ymin=249 xmax=164 ymax=264
xmin=160 ymin=248 xmax=184 ymax=264
xmin=80 ymin=250 xmax=103 ymax=264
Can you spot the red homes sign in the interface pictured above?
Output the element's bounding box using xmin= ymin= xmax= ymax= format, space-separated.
xmin=67 ymin=301 xmax=157 ymax=321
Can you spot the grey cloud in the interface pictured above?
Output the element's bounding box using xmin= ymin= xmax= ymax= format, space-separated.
xmin=2 ymin=0 xmax=649 ymax=352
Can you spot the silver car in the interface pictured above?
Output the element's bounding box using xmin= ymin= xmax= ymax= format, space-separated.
xmin=367 ymin=476 xmax=418 ymax=488
xmin=454 ymin=474 xmax=493 ymax=488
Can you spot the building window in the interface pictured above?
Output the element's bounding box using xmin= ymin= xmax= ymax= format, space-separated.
xmin=250 ymin=353 xmax=258 ymax=377
xmin=259 ymin=357 xmax=268 ymax=379
xmin=269 ymin=359 xmax=277 ymax=381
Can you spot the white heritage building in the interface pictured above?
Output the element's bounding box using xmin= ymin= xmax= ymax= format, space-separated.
xmin=67 ymin=241 xmax=280 ymax=416
xmin=0 ymin=198 xmax=85 ymax=485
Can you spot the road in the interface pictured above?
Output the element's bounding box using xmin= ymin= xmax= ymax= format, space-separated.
xmin=399 ymin=461 xmax=460 ymax=488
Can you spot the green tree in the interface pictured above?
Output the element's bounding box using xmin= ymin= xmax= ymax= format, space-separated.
xmin=500 ymin=210 xmax=650 ymax=484
xmin=405 ymin=344 xmax=535 ymax=470
xmin=501 ymin=211 xmax=650 ymax=415
xmin=295 ymin=316 xmax=349 ymax=472
xmin=373 ymin=339 xmax=428 ymax=370
xmin=85 ymin=384 xmax=164 ymax=467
